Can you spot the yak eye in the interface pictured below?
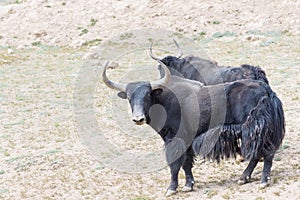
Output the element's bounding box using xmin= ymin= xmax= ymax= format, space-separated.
xmin=144 ymin=92 xmax=153 ymax=99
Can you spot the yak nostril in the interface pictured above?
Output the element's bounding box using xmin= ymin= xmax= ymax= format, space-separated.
xmin=132 ymin=116 xmax=145 ymax=124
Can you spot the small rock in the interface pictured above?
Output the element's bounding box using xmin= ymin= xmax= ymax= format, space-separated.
xmin=17 ymin=45 xmax=26 ymax=49
xmin=177 ymin=28 xmax=184 ymax=32
xmin=50 ymin=161 xmax=66 ymax=170
xmin=82 ymin=52 xmax=99 ymax=60
xmin=70 ymin=39 xmax=86 ymax=48
xmin=7 ymin=48 xmax=13 ymax=54
xmin=245 ymin=35 xmax=260 ymax=41
xmin=34 ymin=30 xmax=47 ymax=38
xmin=7 ymin=8 xmax=15 ymax=15
xmin=150 ymin=13 xmax=160 ymax=18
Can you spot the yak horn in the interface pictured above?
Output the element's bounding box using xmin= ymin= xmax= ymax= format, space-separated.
xmin=149 ymin=40 xmax=161 ymax=61
xmin=173 ymin=39 xmax=183 ymax=58
xmin=102 ymin=61 xmax=127 ymax=92
xmin=150 ymin=39 xmax=183 ymax=61
xmin=150 ymin=60 xmax=171 ymax=90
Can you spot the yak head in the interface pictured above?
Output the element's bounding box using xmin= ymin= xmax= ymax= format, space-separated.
xmin=102 ymin=59 xmax=170 ymax=125
xmin=150 ymin=39 xmax=184 ymax=78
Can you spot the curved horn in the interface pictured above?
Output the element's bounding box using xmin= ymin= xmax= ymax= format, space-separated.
xmin=173 ymin=39 xmax=183 ymax=58
xmin=150 ymin=60 xmax=171 ymax=90
xmin=149 ymin=40 xmax=161 ymax=61
xmin=102 ymin=61 xmax=127 ymax=92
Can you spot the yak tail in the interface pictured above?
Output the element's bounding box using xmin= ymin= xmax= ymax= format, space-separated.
xmin=192 ymin=125 xmax=242 ymax=163
xmin=241 ymin=92 xmax=285 ymax=160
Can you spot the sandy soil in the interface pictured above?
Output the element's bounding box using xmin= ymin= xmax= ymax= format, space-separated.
xmin=0 ymin=0 xmax=299 ymax=199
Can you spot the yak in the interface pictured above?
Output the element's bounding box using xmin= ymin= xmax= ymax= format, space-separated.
xmin=151 ymin=40 xmax=270 ymax=162
xmin=102 ymin=59 xmax=284 ymax=196
xmin=151 ymin=40 xmax=269 ymax=85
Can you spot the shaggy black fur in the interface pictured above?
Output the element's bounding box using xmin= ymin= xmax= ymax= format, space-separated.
xmin=158 ymin=55 xmax=269 ymax=85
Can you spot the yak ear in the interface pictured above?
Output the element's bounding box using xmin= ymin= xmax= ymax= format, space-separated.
xmin=151 ymin=88 xmax=163 ymax=96
xmin=117 ymin=92 xmax=127 ymax=99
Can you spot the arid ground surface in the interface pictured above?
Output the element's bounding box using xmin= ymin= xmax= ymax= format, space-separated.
xmin=0 ymin=0 xmax=299 ymax=199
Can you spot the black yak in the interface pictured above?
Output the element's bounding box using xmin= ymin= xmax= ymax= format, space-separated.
xmin=151 ymin=40 xmax=269 ymax=85
xmin=102 ymin=58 xmax=284 ymax=196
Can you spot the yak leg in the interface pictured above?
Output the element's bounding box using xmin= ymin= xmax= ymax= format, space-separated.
xmin=164 ymin=135 xmax=187 ymax=196
xmin=238 ymin=157 xmax=260 ymax=185
xmin=182 ymin=147 xmax=194 ymax=192
xmin=259 ymin=154 xmax=274 ymax=189
xmin=165 ymin=156 xmax=184 ymax=196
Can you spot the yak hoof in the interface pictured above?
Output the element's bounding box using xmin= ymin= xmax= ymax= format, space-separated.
xmin=182 ymin=186 xmax=193 ymax=192
xmin=165 ymin=189 xmax=177 ymax=197
xmin=238 ymin=175 xmax=250 ymax=185
xmin=237 ymin=179 xmax=246 ymax=185
xmin=236 ymin=155 xmax=245 ymax=162
xmin=258 ymin=182 xmax=269 ymax=189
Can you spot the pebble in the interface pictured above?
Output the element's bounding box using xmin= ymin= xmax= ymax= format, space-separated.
xmin=245 ymin=35 xmax=260 ymax=41
xmin=7 ymin=48 xmax=13 ymax=54
xmin=34 ymin=30 xmax=47 ymax=38
xmin=70 ymin=39 xmax=86 ymax=48
xmin=82 ymin=52 xmax=99 ymax=60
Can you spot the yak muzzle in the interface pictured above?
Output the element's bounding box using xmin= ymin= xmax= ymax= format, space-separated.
xmin=132 ymin=115 xmax=146 ymax=125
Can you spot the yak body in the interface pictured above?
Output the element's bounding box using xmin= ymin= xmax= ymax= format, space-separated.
xmin=159 ymin=55 xmax=269 ymax=85
xmin=117 ymin=76 xmax=284 ymax=195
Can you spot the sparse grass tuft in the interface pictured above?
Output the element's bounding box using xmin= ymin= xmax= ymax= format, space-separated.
xmin=79 ymin=28 xmax=88 ymax=36
xmin=204 ymin=189 xmax=218 ymax=198
xmin=273 ymin=191 xmax=280 ymax=196
xmin=274 ymin=157 xmax=282 ymax=161
xmin=82 ymin=39 xmax=102 ymax=46
xmin=32 ymin=41 xmax=41 ymax=46
xmin=119 ymin=32 xmax=133 ymax=40
xmin=282 ymin=144 xmax=290 ymax=149
xmin=90 ymin=18 xmax=98 ymax=26
xmin=222 ymin=193 xmax=230 ymax=199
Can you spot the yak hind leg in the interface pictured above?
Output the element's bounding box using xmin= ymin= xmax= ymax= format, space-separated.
xmin=182 ymin=147 xmax=195 ymax=192
xmin=258 ymin=154 xmax=274 ymax=189
xmin=238 ymin=157 xmax=260 ymax=185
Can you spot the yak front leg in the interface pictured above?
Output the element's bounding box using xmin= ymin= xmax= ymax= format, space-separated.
xmin=165 ymin=158 xmax=182 ymax=196
xmin=165 ymin=137 xmax=186 ymax=196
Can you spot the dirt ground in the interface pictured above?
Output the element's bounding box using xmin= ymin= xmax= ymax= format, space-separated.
xmin=0 ymin=0 xmax=299 ymax=199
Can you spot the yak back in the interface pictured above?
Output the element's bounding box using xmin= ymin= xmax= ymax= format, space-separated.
xmin=220 ymin=64 xmax=269 ymax=84
xmin=159 ymin=55 xmax=269 ymax=85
